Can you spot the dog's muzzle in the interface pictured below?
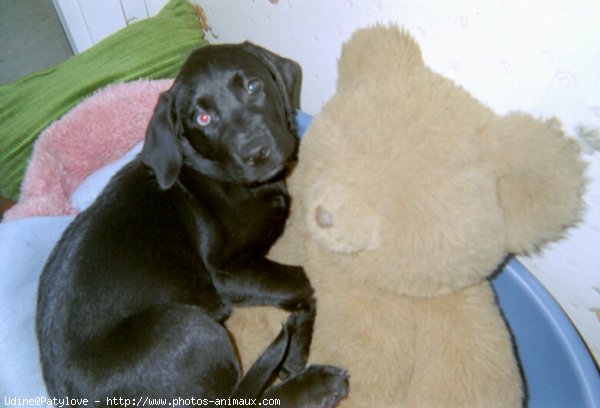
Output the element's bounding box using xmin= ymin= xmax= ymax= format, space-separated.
xmin=235 ymin=130 xmax=297 ymax=183
xmin=239 ymin=138 xmax=273 ymax=167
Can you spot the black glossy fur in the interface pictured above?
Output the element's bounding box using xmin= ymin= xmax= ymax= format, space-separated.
xmin=36 ymin=43 xmax=348 ymax=407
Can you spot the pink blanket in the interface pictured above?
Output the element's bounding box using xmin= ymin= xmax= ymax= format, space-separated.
xmin=4 ymin=79 xmax=173 ymax=221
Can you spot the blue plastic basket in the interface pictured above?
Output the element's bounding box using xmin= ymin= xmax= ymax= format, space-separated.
xmin=493 ymin=259 xmax=600 ymax=407
xmin=296 ymin=112 xmax=600 ymax=407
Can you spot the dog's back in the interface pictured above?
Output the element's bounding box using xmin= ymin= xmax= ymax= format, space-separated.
xmin=37 ymin=160 xmax=208 ymax=396
xmin=37 ymin=157 xmax=291 ymax=398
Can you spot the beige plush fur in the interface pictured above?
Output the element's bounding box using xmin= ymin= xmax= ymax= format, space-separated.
xmin=227 ymin=25 xmax=586 ymax=407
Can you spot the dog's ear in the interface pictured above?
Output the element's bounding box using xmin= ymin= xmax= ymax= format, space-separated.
xmin=242 ymin=42 xmax=302 ymax=133
xmin=141 ymin=91 xmax=183 ymax=190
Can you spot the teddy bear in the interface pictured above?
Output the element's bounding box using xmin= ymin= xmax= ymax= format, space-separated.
xmin=227 ymin=25 xmax=586 ymax=407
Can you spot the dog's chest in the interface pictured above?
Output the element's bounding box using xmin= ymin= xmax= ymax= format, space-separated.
xmin=185 ymin=178 xmax=291 ymax=256
xmin=226 ymin=184 xmax=289 ymax=245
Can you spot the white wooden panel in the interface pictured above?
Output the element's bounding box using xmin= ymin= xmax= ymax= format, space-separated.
xmin=76 ymin=0 xmax=127 ymax=45
xmin=121 ymin=0 xmax=151 ymax=25
xmin=53 ymin=0 xmax=170 ymax=53
xmin=52 ymin=0 xmax=93 ymax=53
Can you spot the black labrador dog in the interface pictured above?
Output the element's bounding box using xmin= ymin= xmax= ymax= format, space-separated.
xmin=37 ymin=42 xmax=348 ymax=407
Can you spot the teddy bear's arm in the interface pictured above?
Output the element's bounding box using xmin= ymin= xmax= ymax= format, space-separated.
xmin=407 ymin=283 xmax=523 ymax=407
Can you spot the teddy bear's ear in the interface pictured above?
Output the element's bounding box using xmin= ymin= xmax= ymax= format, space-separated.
xmin=337 ymin=24 xmax=424 ymax=90
xmin=481 ymin=114 xmax=586 ymax=254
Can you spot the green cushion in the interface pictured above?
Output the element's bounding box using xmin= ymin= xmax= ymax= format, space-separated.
xmin=0 ymin=0 xmax=207 ymax=200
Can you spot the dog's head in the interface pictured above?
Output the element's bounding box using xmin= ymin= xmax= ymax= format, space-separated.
xmin=141 ymin=42 xmax=302 ymax=189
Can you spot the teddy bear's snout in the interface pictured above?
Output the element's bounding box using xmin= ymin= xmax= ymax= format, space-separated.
xmin=316 ymin=205 xmax=334 ymax=228
xmin=306 ymin=180 xmax=383 ymax=253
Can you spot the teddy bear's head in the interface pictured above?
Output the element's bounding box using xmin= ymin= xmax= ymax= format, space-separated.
xmin=290 ymin=25 xmax=585 ymax=297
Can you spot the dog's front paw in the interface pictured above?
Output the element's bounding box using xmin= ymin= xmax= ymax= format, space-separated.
xmin=270 ymin=365 xmax=349 ymax=408
xmin=303 ymin=365 xmax=349 ymax=408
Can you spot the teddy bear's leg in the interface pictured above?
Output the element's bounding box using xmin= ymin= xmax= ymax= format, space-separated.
xmin=227 ymin=306 xmax=290 ymax=372
xmin=227 ymin=306 xmax=349 ymax=407
xmin=406 ymin=283 xmax=523 ymax=407
xmin=231 ymin=312 xmax=349 ymax=407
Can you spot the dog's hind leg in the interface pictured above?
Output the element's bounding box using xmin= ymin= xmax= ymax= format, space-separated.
xmin=231 ymin=318 xmax=290 ymax=399
xmin=233 ymin=313 xmax=349 ymax=408
xmin=70 ymin=304 xmax=241 ymax=405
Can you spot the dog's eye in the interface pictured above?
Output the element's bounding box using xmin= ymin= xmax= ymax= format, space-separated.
xmin=246 ymin=79 xmax=262 ymax=95
xmin=195 ymin=111 xmax=212 ymax=127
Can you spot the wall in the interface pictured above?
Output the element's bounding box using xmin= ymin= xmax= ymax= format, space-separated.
xmin=52 ymin=0 xmax=169 ymax=53
xmin=0 ymin=0 xmax=72 ymax=85
xmin=193 ymin=0 xmax=600 ymax=364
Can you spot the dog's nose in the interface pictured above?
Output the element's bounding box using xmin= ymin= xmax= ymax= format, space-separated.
xmin=244 ymin=144 xmax=271 ymax=166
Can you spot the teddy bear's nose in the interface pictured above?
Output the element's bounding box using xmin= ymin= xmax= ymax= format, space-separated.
xmin=316 ymin=205 xmax=334 ymax=228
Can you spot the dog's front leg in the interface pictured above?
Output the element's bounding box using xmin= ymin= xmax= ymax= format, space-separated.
xmin=212 ymin=258 xmax=316 ymax=376
xmin=279 ymin=299 xmax=316 ymax=378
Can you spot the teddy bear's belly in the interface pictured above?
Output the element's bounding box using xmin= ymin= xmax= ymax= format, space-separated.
xmin=309 ymin=280 xmax=417 ymax=406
